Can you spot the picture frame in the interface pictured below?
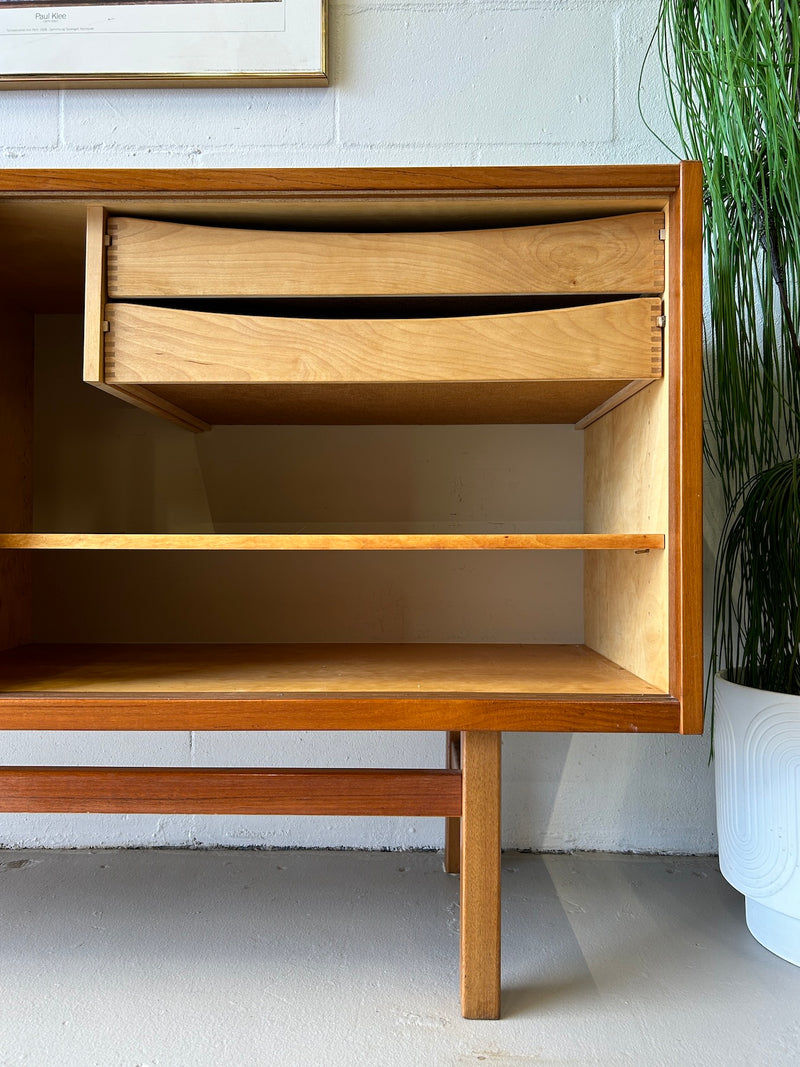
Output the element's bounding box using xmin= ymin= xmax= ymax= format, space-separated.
xmin=0 ymin=0 xmax=327 ymax=89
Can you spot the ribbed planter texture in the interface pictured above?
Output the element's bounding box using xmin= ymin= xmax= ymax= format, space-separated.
xmin=715 ymin=673 xmax=800 ymax=965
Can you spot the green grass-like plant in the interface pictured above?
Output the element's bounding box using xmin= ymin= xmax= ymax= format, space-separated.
xmin=649 ymin=0 xmax=800 ymax=698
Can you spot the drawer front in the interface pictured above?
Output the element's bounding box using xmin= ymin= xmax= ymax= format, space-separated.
xmin=104 ymin=298 xmax=663 ymax=385
xmin=106 ymin=212 xmax=665 ymax=299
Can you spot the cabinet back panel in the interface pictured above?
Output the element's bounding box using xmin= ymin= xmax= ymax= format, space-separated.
xmin=32 ymin=551 xmax=584 ymax=645
xmin=32 ymin=315 xmax=585 ymax=645
xmin=0 ymin=304 xmax=33 ymax=651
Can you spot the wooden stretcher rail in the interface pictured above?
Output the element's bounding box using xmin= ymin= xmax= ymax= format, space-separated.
xmin=0 ymin=767 xmax=462 ymax=816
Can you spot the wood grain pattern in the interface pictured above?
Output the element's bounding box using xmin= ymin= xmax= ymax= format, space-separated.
xmin=573 ymin=378 xmax=657 ymax=430
xmin=0 ymin=643 xmax=667 ymax=696
xmin=83 ymin=207 xmax=206 ymax=432
xmin=0 ymin=167 xmax=681 ymax=312
xmin=0 ymin=533 xmax=665 ymax=552
xmin=0 ymin=303 xmax=33 ymax=653
xmin=0 ymin=767 xmax=461 ymax=816
xmin=583 ymin=379 xmax=671 ymax=692
xmin=82 ymin=206 xmax=107 ymax=385
xmin=0 ymin=165 xmax=683 ymax=198
xmin=106 ymin=213 xmax=665 ymax=299
xmin=672 ymin=162 xmax=704 ymax=733
xmin=0 ymin=692 xmax=681 ymax=733
xmin=460 ymin=730 xmax=501 ymax=1019
xmin=140 ymin=379 xmax=648 ymax=426
xmin=104 ymin=299 xmax=662 ymax=387
xmin=0 ymin=164 xmax=698 ymax=747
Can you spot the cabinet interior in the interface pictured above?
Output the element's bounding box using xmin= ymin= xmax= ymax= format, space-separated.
xmin=0 ymin=174 xmax=700 ymax=732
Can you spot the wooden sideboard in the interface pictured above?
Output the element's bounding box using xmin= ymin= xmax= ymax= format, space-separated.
xmin=0 ymin=165 xmax=702 ymax=1018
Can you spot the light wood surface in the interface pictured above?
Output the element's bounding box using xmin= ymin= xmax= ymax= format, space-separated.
xmin=583 ymin=380 xmax=670 ymax=693
xmin=137 ymin=379 xmax=652 ymax=426
xmin=582 ymin=165 xmax=703 ymax=710
xmin=104 ymin=298 xmax=662 ymax=386
xmin=574 ymin=378 xmax=657 ymax=430
xmin=82 ymin=206 xmax=107 ymax=386
xmin=0 ymin=767 xmax=461 ymax=817
xmin=0 ymin=303 xmax=33 ymax=653
xmin=106 ymin=212 xmax=665 ymax=298
xmin=460 ymin=730 xmax=501 ymax=1019
xmin=0 ymin=533 xmax=665 ymax=552
xmin=0 ymin=167 xmax=680 ymax=311
xmin=0 ymin=643 xmax=666 ymax=696
xmin=83 ymin=208 xmax=208 ymax=432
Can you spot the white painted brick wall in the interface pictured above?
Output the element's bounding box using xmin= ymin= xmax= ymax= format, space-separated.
xmin=0 ymin=0 xmax=717 ymax=854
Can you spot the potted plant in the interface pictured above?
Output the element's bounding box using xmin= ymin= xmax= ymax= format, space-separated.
xmin=652 ymin=0 xmax=800 ymax=963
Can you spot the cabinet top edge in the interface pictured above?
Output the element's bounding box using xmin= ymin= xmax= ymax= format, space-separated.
xmin=0 ymin=164 xmax=691 ymax=199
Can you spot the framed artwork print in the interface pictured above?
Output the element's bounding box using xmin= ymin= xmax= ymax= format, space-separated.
xmin=0 ymin=0 xmax=327 ymax=89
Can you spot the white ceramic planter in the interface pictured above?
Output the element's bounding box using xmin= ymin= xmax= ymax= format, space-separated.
xmin=715 ymin=673 xmax=800 ymax=965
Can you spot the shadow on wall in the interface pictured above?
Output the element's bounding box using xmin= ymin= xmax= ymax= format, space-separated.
xmin=503 ymin=731 xmax=716 ymax=854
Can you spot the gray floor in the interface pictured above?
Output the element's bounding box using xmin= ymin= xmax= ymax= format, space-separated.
xmin=1 ymin=850 xmax=798 ymax=1066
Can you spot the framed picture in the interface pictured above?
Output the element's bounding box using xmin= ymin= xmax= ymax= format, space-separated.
xmin=0 ymin=0 xmax=327 ymax=89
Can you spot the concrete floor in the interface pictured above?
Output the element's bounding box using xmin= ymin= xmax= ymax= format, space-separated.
xmin=0 ymin=850 xmax=798 ymax=1066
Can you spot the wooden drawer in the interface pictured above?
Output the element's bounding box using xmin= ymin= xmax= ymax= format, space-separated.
xmin=86 ymin=206 xmax=667 ymax=427
xmin=106 ymin=212 xmax=666 ymax=298
xmin=100 ymin=297 xmax=663 ymax=425
xmin=105 ymin=298 xmax=662 ymax=383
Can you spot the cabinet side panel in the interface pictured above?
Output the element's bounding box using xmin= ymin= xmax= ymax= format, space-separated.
xmin=583 ymin=378 xmax=670 ymax=692
xmin=83 ymin=205 xmax=107 ymax=386
xmin=672 ymin=163 xmax=704 ymax=732
xmin=0 ymin=303 xmax=33 ymax=651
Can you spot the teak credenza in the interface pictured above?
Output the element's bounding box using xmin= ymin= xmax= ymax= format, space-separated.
xmin=0 ymin=166 xmax=702 ymax=1018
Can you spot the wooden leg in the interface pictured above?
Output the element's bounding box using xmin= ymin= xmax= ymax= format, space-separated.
xmin=444 ymin=731 xmax=461 ymax=874
xmin=460 ymin=730 xmax=501 ymax=1019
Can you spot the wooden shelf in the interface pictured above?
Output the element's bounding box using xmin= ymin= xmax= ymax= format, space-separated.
xmin=0 ymin=643 xmax=679 ymax=733
xmin=0 ymin=533 xmax=665 ymax=551
xmin=0 ymin=642 xmax=666 ymax=695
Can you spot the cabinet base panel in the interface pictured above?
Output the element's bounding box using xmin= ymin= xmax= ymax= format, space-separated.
xmin=0 ymin=643 xmax=679 ymax=732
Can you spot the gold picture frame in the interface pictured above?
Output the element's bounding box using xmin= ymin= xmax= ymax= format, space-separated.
xmin=0 ymin=0 xmax=327 ymax=89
